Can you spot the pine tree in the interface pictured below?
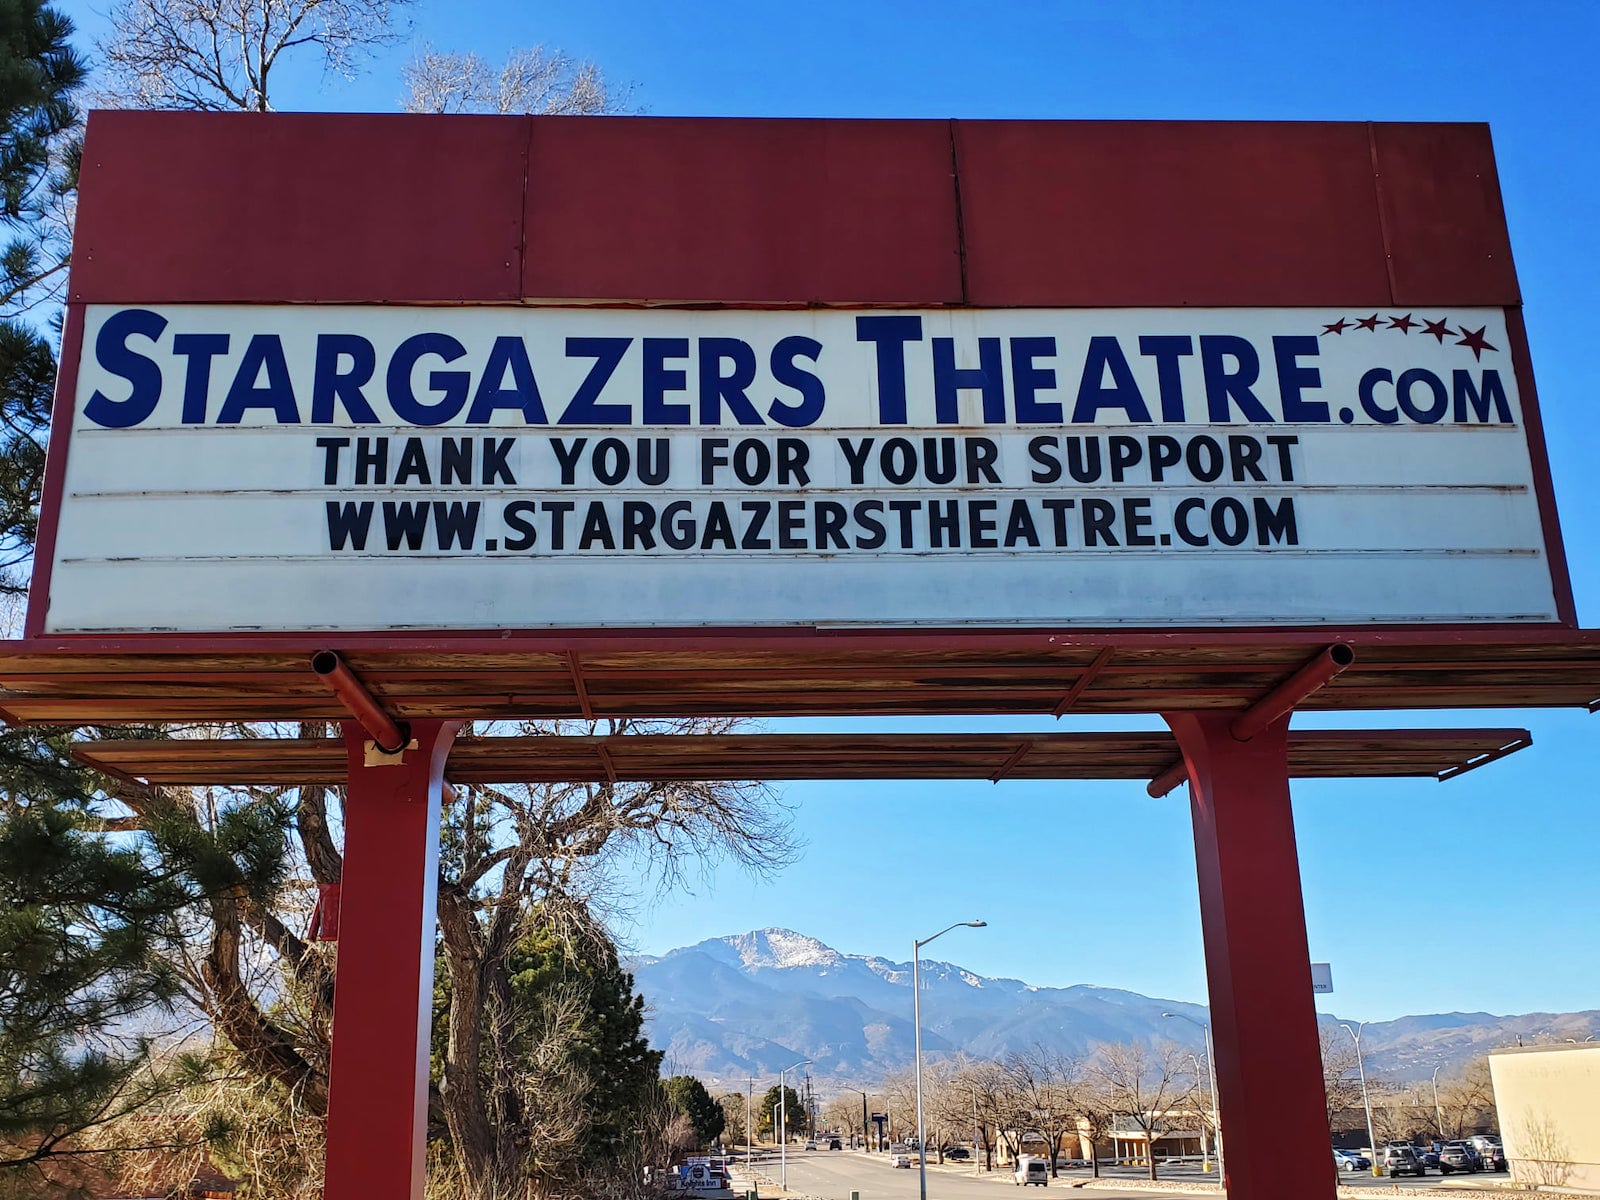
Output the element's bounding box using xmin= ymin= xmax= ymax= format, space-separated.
xmin=663 ymin=1075 xmax=724 ymax=1148
xmin=0 ymin=729 xmax=187 ymax=1173
xmin=0 ymin=0 xmax=82 ymax=592
xmin=430 ymin=917 xmax=664 ymax=1192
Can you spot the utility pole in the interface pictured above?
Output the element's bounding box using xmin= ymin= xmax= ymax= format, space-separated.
xmin=971 ymin=1084 xmax=980 ymax=1170
xmin=746 ymin=1077 xmax=756 ymax=1164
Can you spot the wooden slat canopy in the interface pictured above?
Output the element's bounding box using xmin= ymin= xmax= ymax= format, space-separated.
xmin=73 ymin=728 xmax=1532 ymax=788
xmin=1 ymin=629 xmax=1598 ymax=725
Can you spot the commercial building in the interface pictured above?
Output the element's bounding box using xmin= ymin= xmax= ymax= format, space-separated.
xmin=1489 ymin=1043 xmax=1600 ymax=1193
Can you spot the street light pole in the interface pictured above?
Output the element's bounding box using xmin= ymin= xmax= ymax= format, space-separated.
xmin=914 ymin=920 xmax=986 ymax=1200
xmin=1161 ymin=1012 xmax=1223 ymax=1182
xmin=971 ymin=1083 xmax=980 ymax=1170
xmin=848 ymin=1089 xmax=869 ymax=1150
xmin=1431 ymin=1065 xmax=1444 ymax=1141
xmin=745 ymin=1077 xmax=754 ymax=1167
xmin=778 ymin=1058 xmax=811 ymax=1191
xmin=1184 ymin=1053 xmax=1212 ymax=1172
xmin=1340 ymin=1022 xmax=1379 ymax=1178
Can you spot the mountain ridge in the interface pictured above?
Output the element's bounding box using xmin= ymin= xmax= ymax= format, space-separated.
xmin=628 ymin=927 xmax=1600 ymax=1090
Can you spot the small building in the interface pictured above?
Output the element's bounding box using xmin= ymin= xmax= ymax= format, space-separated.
xmin=1490 ymin=1043 xmax=1600 ymax=1194
xmin=1106 ymin=1120 xmax=1205 ymax=1165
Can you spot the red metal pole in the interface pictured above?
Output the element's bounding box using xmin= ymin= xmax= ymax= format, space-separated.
xmin=1149 ymin=644 xmax=1355 ymax=797
xmin=312 ymin=650 xmax=407 ymax=752
xmin=1147 ymin=759 xmax=1189 ymax=800
xmin=1228 ymin=643 xmax=1354 ymax=743
xmin=1163 ymin=711 xmax=1334 ymax=1200
xmin=323 ymin=718 xmax=461 ymax=1200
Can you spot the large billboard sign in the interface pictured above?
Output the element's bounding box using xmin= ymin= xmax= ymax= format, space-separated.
xmin=37 ymin=302 xmax=1556 ymax=634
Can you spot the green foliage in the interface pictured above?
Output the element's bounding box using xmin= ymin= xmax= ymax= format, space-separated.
xmin=0 ymin=0 xmax=82 ymax=592
xmin=431 ymin=917 xmax=664 ymax=1183
xmin=0 ymin=321 xmax=52 ymax=585
xmin=0 ymin=743 xmax=186 ymax=1168
xmin=662 ymin=1075 xmax=724 ymax=1147
xmin=759 ymin=1085 xmax=805 ymax=1139
xmin=506 ymin=924 xmax=662 ymax=1162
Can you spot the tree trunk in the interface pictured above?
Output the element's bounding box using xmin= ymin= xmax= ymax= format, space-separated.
xmin=437 ymin=885 xmax=495 ymax=1193
xmin=201 ymin=891 xmax=327 ymax=1114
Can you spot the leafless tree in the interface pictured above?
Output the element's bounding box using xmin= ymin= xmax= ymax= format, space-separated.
xmin=97 ymin=0 xmax=412 ymax=111
xmin=78 ymin=716 xmax=793 ymax=1199
xmin=434 ymin=717 xmax=793 ymax=1198
xmin=1090 ymin=1041 xmax=1194 ymax=1182
xmin=1435 ymin=1057 xmax=1497 ymax=1140
xmin=1320 ymin=1024 xmax=1365 ymax=1134
xmin=1004 ymin=1046 xmax=1085 ymax=1176
xmin=1066 ymin=1074 xmax=1116 ymax=1179
xmin=401 ymin=45 xmax=630 ymax=115
xmin=718 ymin=1092 xmax=749 ymax=1149
xmin=821 ymin=1093 xmax=867 ymax=1146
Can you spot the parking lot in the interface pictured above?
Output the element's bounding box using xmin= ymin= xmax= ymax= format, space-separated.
xmin=747 ymin=1148 xmax=1525 ymax=1199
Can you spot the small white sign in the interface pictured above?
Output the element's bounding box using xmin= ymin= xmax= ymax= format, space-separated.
xmin=1311 ymin=962 xmax=1334 ymax=993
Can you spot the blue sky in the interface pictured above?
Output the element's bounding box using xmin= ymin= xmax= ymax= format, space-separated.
xmin=57 ymin=0 xmax=1600 ymax=1022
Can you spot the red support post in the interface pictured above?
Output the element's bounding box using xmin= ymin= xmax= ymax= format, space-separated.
xmin=1163 ymin=711 xmax=1334 ymax=1200
xmin=323 ymin=718 xmax=461 ymax=1200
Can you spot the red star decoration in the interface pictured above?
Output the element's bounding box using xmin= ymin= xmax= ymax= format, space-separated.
xmin=1422 ymin=318 xmax=1451 ymax=343
xmin=1354 ymin=313 xmax=1381 ymax=331
xmin=1387 ymin=314 xmax=1416 ymax=333
xmin=1456 ymin=325 xmax=1497 ymax=360
xmin=1322 ymin=317 xmax=1350 ymax=335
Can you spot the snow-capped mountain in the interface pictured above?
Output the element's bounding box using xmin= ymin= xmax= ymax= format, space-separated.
xmin=628 ymin=928 xmax=1600 ymax=1090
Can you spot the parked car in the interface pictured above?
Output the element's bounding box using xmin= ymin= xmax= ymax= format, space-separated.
xmin=890 ymin=1153 xmax=912 ymax=1169
xmin=1013 ymin=1156 xmax=1049 ymax=1186
xmin=1382 ymin=1147 xmax=1427 ymax=1177
xmin=1333 ymin=1150 xmax=1370 ymax=1172
xmin=945 ymin=1147 xmax=970 ymax=1161
xmin=1438 ymin=1142 xmax=1482 ymax=1174
xmin=1467 ymin=1134 xmax=1505 ymax=1168
xmin=1475 ymin=1144 xmax=1508 ymax=1172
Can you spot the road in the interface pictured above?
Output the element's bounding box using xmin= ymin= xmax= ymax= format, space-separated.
xmin=751 ymin=1150 xmax=1195 ymax=1200
xmin=747 ymin=1150 xmax=1516 ymax=1200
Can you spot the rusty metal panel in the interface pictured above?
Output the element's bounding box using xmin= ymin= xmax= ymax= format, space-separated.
xmin=1372 ymin=123 xmax=1521 ymax=306
xmin=955 ymin=120 xmax=1394 ymax=307
xmin=3 ymin=632 xmax=1600 ymax=724
xmin=72 ymin=727 xmax=1533 ymax=787
xmin=522 ymin=116 xmax=963 ymax=304
xmin=71 ymin=111 xmax=528 ymax=304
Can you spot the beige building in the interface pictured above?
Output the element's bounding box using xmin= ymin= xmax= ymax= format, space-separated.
xmin=1489 ymin=1043 xmax=1600 ymax=1193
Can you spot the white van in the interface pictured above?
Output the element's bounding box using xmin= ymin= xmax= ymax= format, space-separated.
xmin=1014 ymin=1155 xmax=1049 ymax=1186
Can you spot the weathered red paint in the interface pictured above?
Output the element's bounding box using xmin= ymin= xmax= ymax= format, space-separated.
xmin=72 ymin=112 xmax=528 ymax=304
xmin=1165 ymin=711 xmax=1335 ymax=1200
xmin=1229 ymin=643 xmax=1354 ymax=741
xmin=1369 ymin=122 xmax=1520 ymax=306
xmin=955 ymin=120 xmax=1395 ymax=307
xmin=323 ymin=719 xmax=460 ymax=1200
xmin=523 ymin=116 xmax=963 ymax=304
xmin=312 ymin=651 xmax=407 ymax=753
xmin=1503 ymin=307 xmax=1578 ymax=627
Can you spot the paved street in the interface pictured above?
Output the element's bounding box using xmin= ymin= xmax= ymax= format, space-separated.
xmin=749 ymin=1150 xmax=1198 ymax=1200
xmin=743 ymin=1150 xmax=1519 ymax=1200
